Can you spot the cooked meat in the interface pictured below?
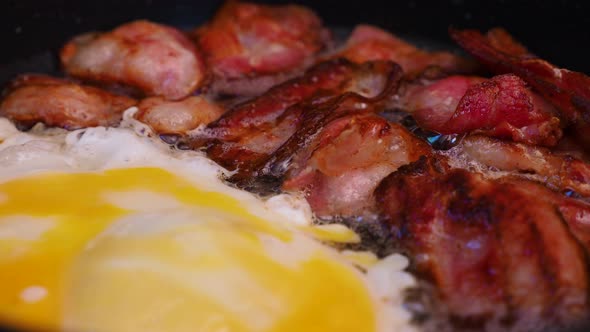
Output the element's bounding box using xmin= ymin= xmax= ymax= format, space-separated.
xmin=193 ymin=59 xmax=402 ymax=172
xmin=558 ymin=198 xmax=590 ymax=251
xmin=399 ymin=74 xmax=561 ymax=146
xmin=446 ymin=135 xmax=590 ymax=197
xmin=283 ymin=113 xmax=430 ymax=218
xmin=135 ymin=96 xmax=224 ymax=135
xmin=398 ymin=75 xmax=485 ymax=128
xmin=338 ymin=25 xmax=477 ymax=77
xmin=450 ymin=27 xmax=590 ymax=128
xmin=195 ymin=0 xmax=330 ymax=96
xmin=61 ymin=20 xmax=205 ymax=100
xmin=0 ymin=74 xmax=136 ymax=130
xmin=376 ymin=156 xmax=590 ymax=330
xmin=204 ymin=59 xmax=359 ymax=142
xmin=552 ymin=135 xmax=590 ymax=161
xmin=223 ymin=61 xmax=404 ymax=195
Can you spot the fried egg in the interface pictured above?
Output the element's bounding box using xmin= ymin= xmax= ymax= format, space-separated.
xmin=0 ymin=109 xmax=416 ymax=332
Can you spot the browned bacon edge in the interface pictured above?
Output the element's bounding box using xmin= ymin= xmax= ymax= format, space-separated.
xmin=227 ymin=61 xmax=404 ymax=194
xmin=447 ymin=135 xmax=590 ymax=199
xmin=449 ymin=27 xmax=590 ymax=126
xmin=184 ymin=59 xmax=380 ymax=173
xmin=375 ymin=156 xmax=590 ymax=330
xmin=205 ymin=58 xmax=359 ymax=141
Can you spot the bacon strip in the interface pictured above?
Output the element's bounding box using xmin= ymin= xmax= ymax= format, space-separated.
xmin=0 ymin=74 xmax=136 ymax=130
xmin=400 ymin=74 xmax=562 ymax=146
xmin=447 ymin=74 xmax=561 ymax=146
xmin=399 ymin=75 xmax=485 ymax=129
xmin=226 ymin=61 xmax=404 ymax=195
xmin=376 ymin=157 xmax=590 ymax=328
xmin=338 ymin=25 xmax=477 ymax=77
xmin=61 ymin=20 xmax=205 ymax=100
xmin=450 ymin=27 xmax=590 ymax=126
xmin=191 ymin=59 xmax=401 ymax=172
xmin=448 ymin=135 xmax=590 ymax=198
xmin=195 ymin=0 xmax=330 ymax=96
xmin=135 ymin=96 xmax=224 ymax=135
xmin=283 ymin=113 xmax=430 ymax=217
xmin=205 ymin=59 xmax=359 ymax=142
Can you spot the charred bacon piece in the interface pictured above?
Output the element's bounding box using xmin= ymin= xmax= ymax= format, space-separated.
xmin=447 ymin=135 xmax=590 ymax=198
xmin=376 ymin=156 xmax=590 ymax=329
xmin=61 ymin=20 xmax=205 ymax=100
xmin=135 ymin=96 xmax=224 ymax=135
xmin=450 ymin=27 xmax=590 ymax=126
xmin=400 ymin=74 xmax=562 ymax=146
xmin=339 ymin=25 xmax=477 ymax=78
xmin=283 ymin=113 xmax=430 ymax=218
xmin=195 ymin=0 xmax=330 ymax=96
xmin=0 ymin=74 xmax=136 ymax=130
xmin=194 ymin=59 xmax=401 ymax=172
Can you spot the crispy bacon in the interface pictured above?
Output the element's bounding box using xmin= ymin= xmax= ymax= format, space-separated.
xmin=193 ymin=59 xmax=402 ymax=172
xmin=446 ymin=135 xmax=590 ymax=198
xmin=206 ymin=59 xmax=358 ymax=141
xmin=0 ymin=74 xmax=136 ymax=130
xmin=400 ymin=74 xmax=562 ymax=146
xmin=195 ymin=0 xmax=330 ymax=96
xmin=61 ymin=20 xmax=205 ymax=100
xmin=135 ymin=96 xmax=224 ymax=135
xmin=450 ymin=27 xmax=590 ymax=126
xmin=338 ymin=25 xmax=477 ymax=77
xmin=283 ymin=113 xmax=430 ymax=217
xmin=220 ymin=61 xmax=404 ymax=199
xmin=376 ymin=157 xmax=590 ymax=328
xmin=447 ymin=74 xmax=561 ymax=146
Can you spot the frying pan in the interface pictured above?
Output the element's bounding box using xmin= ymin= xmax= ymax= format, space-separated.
xmin=1 ymin=0 xmax=590 ymax=331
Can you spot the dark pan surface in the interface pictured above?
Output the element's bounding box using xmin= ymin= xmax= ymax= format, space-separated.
xmin=1 ymin=0 xmax=590 ymax=85
xmin=1 ymin=1 xmax=590 ymax=331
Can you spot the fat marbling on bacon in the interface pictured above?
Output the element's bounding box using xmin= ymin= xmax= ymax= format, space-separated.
xmin=282 ymin=112 xmax=430 ymax=218
xmin=446 ymin=135 xmax=590 ymax=197
xmin=61 ymin=20 xmax=206 ymax=100
xmin=338 ymin=24 xmax=477 ymax=77
xmin=376 ymin=156 xmax=590 ymax=330
xmin=2 ymin=5 xmax=590 ymax=331
xmin=185 ymin=58 xmax=435 ymax=219
xmin=0 ymin=74 xmax=136 ymax=130
xmin=195 ymin=0 xmax=330 ymax=96
xmin=135 ymin=96 xmax=224 ymax=136
xmin=398 ymin=74 xmax=562 ymax=146
xmin=192 ymin=59 xmax=402 ymax=173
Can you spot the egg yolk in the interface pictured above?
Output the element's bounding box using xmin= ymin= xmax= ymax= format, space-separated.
xmin=0 ymin=168 xmax=377 ymax=332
